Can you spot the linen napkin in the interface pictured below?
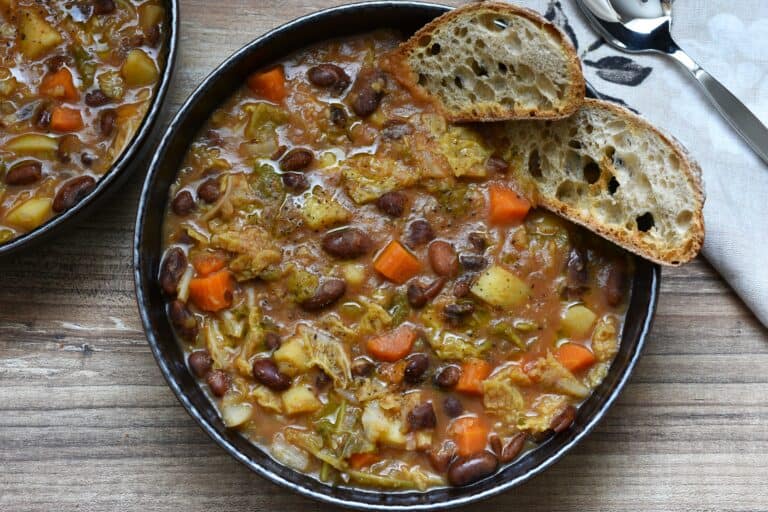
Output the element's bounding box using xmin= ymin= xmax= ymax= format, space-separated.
xmin=506 ymin=0 xmax=768 ymax=326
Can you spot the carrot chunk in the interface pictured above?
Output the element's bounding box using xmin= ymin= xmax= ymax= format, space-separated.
xmin=188 ymin=269 xmax=234 ymax=312
xmin=192 ymin=253 xmax=225 ymax=277
xmin=348 ymin=452 xmax=379 ymax=469
xmin=488 ymin=183 xmax=530 ymax=224
xmin=556 ymin=343 xmax=596 ymax=373
xmin=451 ymin=416 xmax=490 ymax=457
xmin=247 ymin=66 xmax=286 ymax=103
xmin=366 ymin=324 xmax=418 ymax=362
xmin=39 ymin=68 xmax=79 ymax=102
xmin=373 ymin=240 xmax=421 ymax=284
xmin=49 ymin=107 xmax=83 ymax=132
xmin=455 ymin=359 xmax=492 ymax=395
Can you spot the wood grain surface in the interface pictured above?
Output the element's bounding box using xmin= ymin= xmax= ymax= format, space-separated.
xmin=1 ymin=1 xmax=767 ymax=511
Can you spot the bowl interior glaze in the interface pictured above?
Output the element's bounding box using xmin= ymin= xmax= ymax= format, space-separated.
xmin=134 ymin=2 xmax=660 ymax=509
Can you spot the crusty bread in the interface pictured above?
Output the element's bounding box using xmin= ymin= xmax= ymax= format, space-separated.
xmin=386 ymin=2 xmax=585 ymax=122
xmin=495 ymin=98 xmax=704 ymax=265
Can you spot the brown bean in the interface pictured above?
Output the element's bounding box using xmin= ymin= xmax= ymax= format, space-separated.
xmin=468 ymin=232 xmax=487 ymax=252
xmin=407 ymin=277 xmax=446 ymax=308
xmin=85 ymin=89 xmax=111 ymax=107
xmin=56 ymin=134 xmax=82 ymax=163
xmin=187 ymin=350 xmax=212 ymax=378
xmin=443 ymin=302 xmax=475 ymax=325
xmin=443 ymin=396 xmax=463 ymax=418
xmin=453 ymin=274 xmax=475 ymax=298
xmin=550 ymin=405 xmax=577 ymax=433
xmin=159 ymin=247 xmax=186 ymax=296
xmin=429 ymin=241 xmax=458 ymax=277
xmin=81 ymin=153 xmax=95 ymax=167
xmin=46 ymin=54 xmax=72 ymax=72
xmin=321 ymin=227 xmax=372 ymax=259
xmin=352 ymin=70 xmax=386 ymax=118
xmin=92 ymin=0 xmax=116 ymax=15
xmin=498 ymin=432 xmax=527 ymax=463
xmin=407 ymin=402 xmax=436 ymax=431
xmin=170 ymin=300 xmax=198 ymax=340
xmin=205 ymin=129 xmax=224 ymax=146
xmin=447 ymin=452 xmax=498 ymax=486
xmin=99 ymin=109 xmax=117 ymax=137
xmin=307 ymin=64 xmax=350 ymax=94
xmin=459 ymin=253 xmax=486 ymax=271
xmin=279 ymin=148 xmax=314 ymax=172
xmin=351 ymin=357 xmax=375 ymax=377
xmin=429 ymin=441 xmax=457 ymax=473
xmin=604 ymin=261 xmax=627 ymax=307
xmin=436 ymin=366 xmax=462 ymax=390
xmin=485 ymin=155 xmax=509 ymax=174
xmin=404 ymin=353 xmax=429 ymax=384
xmin=206 ymin=370 xmax=230 ymax=397
xmin=407 ymin=219 xmax=434 ymax=247
xmin=281 ymin=172 xmax=309 ymax=192
xmin=52 ymin=176 xmax=96 ymax=213
xmin=300 ymin=278 xmax=346 ymax=310
xmin=566 ymin=247 xmax=588 ymax=297
xmin=5 ymin=161 xmax=42 ymax=186
xmin=252 ymin=358 xmax=292 ymax=391
xmin=264 ymin=332 xmax=281 ymax=351
xmin=197 ymin=178 xmax=221 ymax=203
xmin=171 ymin=190 xmax=195 ymax=216
xmin=376 ymin=191 xmax=406 ymax=217
xmin=315 ymin=370 xmax=332 ymax=390
xmin=329 ymin=104 xmax=348 ymax=127
xmin=489 ymin=434 xmax=502 ymax=457
xmin=145 ymin=23 xmax=161 ymax=47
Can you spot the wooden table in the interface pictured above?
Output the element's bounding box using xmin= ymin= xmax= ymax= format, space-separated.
xmin=2 ymin=1 xmax=767 ymax=510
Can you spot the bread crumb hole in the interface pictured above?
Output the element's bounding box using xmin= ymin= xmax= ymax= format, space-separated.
xmin=605 ymin=146 xmax=616 ymax=159
xmin=636 ymin=212 xmax=655 ymax=232
xmin=498 ymin=62 xmax=507 ymax=74
xmin=417 ymin=73 xmax=427 ymax=86
xmin=418 ymin=35 xmax=431 ymax=47
xmin=528 ymin=150 xmax=542 ymax=178
xmin=568 ymin=140 xmax=581 ymax=149
xmin=556 ymin=181 xmax=577 ymax=201
xmin=607 ymin=176 xmax=620 ymax=195
xmin=429 ymin=43 xmax=441 ymax=56
xmin=676 ymin=210 xmax=692 ymax=227
xmin=583 ymin=160 xmax=600 ymax=184
xmin=470 ymin=60 xmax=488 ymax=77
xmin=454 ymin=76 xmax=463 ymax=89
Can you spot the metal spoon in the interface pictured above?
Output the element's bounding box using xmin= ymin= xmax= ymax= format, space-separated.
xmin=576 ymin=0 xmax=768 ymax=165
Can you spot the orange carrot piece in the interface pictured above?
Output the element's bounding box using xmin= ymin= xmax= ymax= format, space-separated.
xmin=556 ymin=343 xmax=596 ymax=373
xmin=49 ymin=106 xmax=83 ymax=132
xmin=348 ymin=452 xmax=379 ymax=469
xmin=192 ymin=253 xmax=225 ymax=277
xmin=455 ymin=359 xmax=492 ymax=395
xmin=247 ymin=66 xmax=286 ymax=103
xmin=451 ymin=417 xmax=490 ymax=457
xmin=488 ymin=183 xmax=531 ymax=224
xmin=373 ymin=240 xmax=421 ymax=284
xmin=39 ymin=68 xmax=79 ymax=102
xmin=188 ymin=269 xmax=234 ymax=312
xmin=366 ymin=325 xmax=418 ymax=362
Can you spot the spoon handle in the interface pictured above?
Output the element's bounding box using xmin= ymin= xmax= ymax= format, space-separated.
xmin=669 ymin=47 xmax=768 ymax=165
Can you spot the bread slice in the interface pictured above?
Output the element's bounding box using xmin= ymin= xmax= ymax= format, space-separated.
xmin=386 ymin=2 xmax=585 ymax=122
xmin=493 ymin=98 xmax=704 ymax=265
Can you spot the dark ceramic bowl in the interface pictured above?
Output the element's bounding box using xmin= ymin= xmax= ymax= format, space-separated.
xmin=0 ymin=0 xmax=179 ymax=257
xmin=134 ymin=2 xmax=660 ymax=509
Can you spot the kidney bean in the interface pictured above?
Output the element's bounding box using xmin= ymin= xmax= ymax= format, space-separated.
xmin=459 ymin=253 xmax=486 ymax=271
xmin=443 ymin=302 xmax=474 ymax=325
xmin=205 ymin=129 xmax=224 ymax=146
xmin=429 ymin=441 xmax=457 ymax=473
xmin=281 ymin=172 xmax=309 ymax=192
xmin=376 ymin=191 xmax=406 ymax=217
xmin=46 ymin=54 xmax=72 ymax=72
xmin=93 ymin=0 xmax=116 ymax=15
xmin=443 ymin=396 xmax=463 ymax=418
xmin=5 ymin=161 xmax=42 ymax=186
xmin=81 ymin=153 xmax=95 ymax=167
xmin=485 ymin=155 xmax=509 ymax=174
xmin=351 ymin=357 xmax=375 ymax=377
xmin=550 ymin=405 xmax=577 ymax=433
xmin=188 ymin=349 xmax=212 ymax=378
xmin=321 ymin=227 xmax=372 ymax=259
xmin=448 ymin=452 xmax=498 ymax=486
xmin=381 ymin=119 xmax=413 ymax=140
xmin=197 ymin=178 xmax=221 ymax=203
xmin=468 ymin=232 xmax=487 ymax=252
xmin=429 ymin=241 xmax=458 ymax=277
xmin=252 ymin=358 xmax=292 ymax=391
xmin=170 ymin=300 xmax=198 ymax=340
xmin=604 ymin=261 xmax=627 ymax=306
xmin=407 ymin=402 xmax=436 ymax=431
xmin=99 ymin=109 xmax=117 ymax=137
xmin=453 ymin=274 xmax=475 ymax=298
xmin=206 ymin=370 xmax=230 ymax=397
xmin=57 ymin=134 xmax=82 ymax=163
xmin=498 ymin=432 xmax=527 ymax=463
xmin=171 ymin=190 xmax=195 ymax=216
xmin=52 ymin=175 xmax=96 ymax=213
xmin=315 ymin=370 xmax=332 ymax=390
xmin=300 ymin=278 xmax=346 ymax=310
xmin=351 ymin=70 xmax=387 ymax=118
xmin=407 ymin=219 xmax=434 ymax=247
xmin=407 ymin=277 xmax=446 ymax=308
xmin=279 ymin=148 xmax=314 ymax=172
xmin=436 ymin=366 xmax=462 ymax=390
xmin=307 ymin=64 xmax=350 ymax=94
xmin=85 ymin=90 xmax=109 ymax=107
xmin=264 ymin=332 xmax=281 ymax=351
xmin=159 ymin=247 xmax=186 ymax=296
xmin=404 ymin=353 xmax=429 ymax=384
xmin=329 ymin=104 xmax=348 ymax=127
xmin=145 ymin=24 xmax=161 ymax=47
xmin=566 ymin=246 xmax=588 ymax=297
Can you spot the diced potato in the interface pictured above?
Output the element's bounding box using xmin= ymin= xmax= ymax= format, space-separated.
xmin=591 ymin=316 xmax=618 ymax=362
xmin=273 ymin=336 xmax=311 ymax=376
xmin=561 ymin=305 xmax=597 ymax=338
xmin=17 ymin=8 xmax=62 ymax=59
xmin=362 ymin=401 xmax=406 ymax=447
xmin=282 ymin=384 xmax=322 ymax=415
xmin=6 ymin=197 xmax=52 ymax=230
xmin=471 ymin=265 xmax=530 ymax=307
xmin=342 ymin=263 xmax=366 ymax=287
xmin=5 ymin=134 xmax=58 ymax=156
xmin=121 ymin=49 xmax=159 ymax=87
xmin=0 ymin=0 xmax=16 ymax=17
xmin=300 ymin=192 xmax=351 ymax=230
xmin=138 ymin=3 xmax=164 ymax=32
xmin=221 ymin=403 xmax=252 ymax=427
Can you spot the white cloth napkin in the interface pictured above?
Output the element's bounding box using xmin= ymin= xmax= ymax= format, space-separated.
xmin=508 ymin=0 xmax=768 ymax=326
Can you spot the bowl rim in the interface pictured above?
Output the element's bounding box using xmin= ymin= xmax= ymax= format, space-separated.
xmin=134 ymin=2 xmax=661 ymax=509
xmin=0 ymin=0 xmax=180 ymax=257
